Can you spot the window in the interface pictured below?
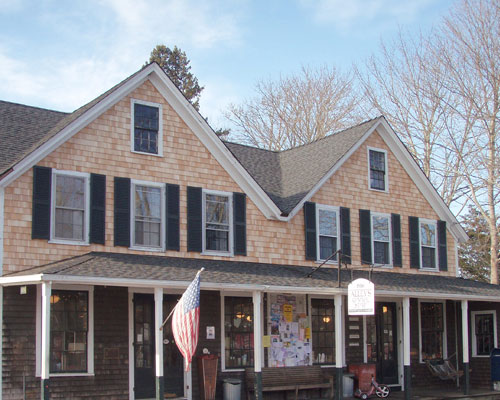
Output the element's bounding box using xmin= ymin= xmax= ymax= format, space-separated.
xmin=420 ymin=302 xmax=445 ymax=361
xmin=472 ymin=311 xmax=497 ymax=357
xmin=203 ymin=191 xmax=232 ymax=254
xmin=50 ymin=290 xmax=89 ymax=373
xmin=51 ymin=171 xmax=89 ymax=243
xmin=420 ymin=220 xmax=437 ymax=269
xmin=368 ymin=148 xmax=387 ymax=191
xmin=223 ymin=296 xmax=254 ymax=369
xmin=311 ymin=298 xmax=335 ymax=364
xmin=372 ymin=213 xmax=391 ymax=265
xmin=131 ymin=99 xmax=162 ymax=156
xmin=316 ymin=205 xmax=339 ymax=261
xmin=132 ymin=182 xmax=164 ymax=250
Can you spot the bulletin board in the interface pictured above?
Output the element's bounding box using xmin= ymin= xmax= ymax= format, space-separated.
xmin=266 ymin=294 xmax=312 ymax=367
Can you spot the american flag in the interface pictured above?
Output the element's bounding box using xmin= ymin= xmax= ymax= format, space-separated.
xmin=172 ymin=269 xmax=202 ymax=371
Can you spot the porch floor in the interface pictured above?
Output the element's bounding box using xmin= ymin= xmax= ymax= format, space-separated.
xmin=343 ymin=386 xmax=500 ymax=400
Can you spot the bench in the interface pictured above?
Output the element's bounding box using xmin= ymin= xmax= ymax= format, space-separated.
xmin=245 ymin=366 xmax=334 ymax=399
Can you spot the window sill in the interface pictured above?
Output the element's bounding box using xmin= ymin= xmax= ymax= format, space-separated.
xmin=130 ymin=246 xmax=164 ymax=253
xmin=368 ymin=187 xmax=389 ymax=194
xmin=472 ymin=354 xmax=489 ymax=358
xmin=202 ymin=251 xmax=233 ymax=257
xmin=221 ymin=368 xmax=245 ymax=372
xmin=48 ymin=239 xmax=89 ymax=246
xmin=50 ymin=372 xmax=95 ymax=378
xmin=131 ymin=150 xmax=163 ymax=158
xmin=420 ymin=267 xmax=439 ymax=272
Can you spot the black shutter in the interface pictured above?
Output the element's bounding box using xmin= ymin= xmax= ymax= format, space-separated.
xmin=114 ymin=177 xmax=130 ymax=247
xmin=409 ymin=216 xmax=420 ymax=268
xmin=165 ymin=184 xmax=180 ymax=251
xmin=90 ymin=174 xmax=106 ymax=244
xmin=304 ymin=202 xmax=317 ymax=260
xmin=187 ymin=186 xmax=202 ymax=252
xmin=32 ymin=166 xmax=52 ymax=239
xmin=340 ymin=207 xmax=351 ymax=264
xmin=391 ymin=213 xmax=402 ymax=267
xmin=233 ymin=193 xmax=247 ymax=256
xmin=359 ymin=209 xmax=372 ymax=264
xmin=438 ymin=220 xmax=448 ymax=271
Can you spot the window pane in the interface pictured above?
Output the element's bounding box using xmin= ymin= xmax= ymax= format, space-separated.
xmin=369 ymin=150 xmax=386 ymax=190
xmin=134 ymin=186 xmax=161 ymax=247
xmin=206 ymin=229 xmax=229 ymax=251
xmin=205 ymin=194 xmax=230 ymax=252
xmin=224 ymin=297 xmax=253 ymax=368
xmin=374 ymin=241 xmax=389 ymax=264
xmin=319 ymin=236 xmax=337 ymax=260
xmin=311 ymin=299 xmax=335 ymax=365
xmin=50 ymin=290 xmax=88 ymax=373
xmin=476 ymin=314 xmax=494 ymax=356
xmin=319 ymin=209 xmax=337 ymax=236
xmin=420 ymin=303 xmax=443 ymax=360
xmin=422 ymin=247 xmax=436 ymax=269
xmin=420 ymin=223 xmax=436 ymax=247
xmin=54 ymin=175 xmax=86 ymax=241
xmin=372 ymin=216 xmax=389 ymax=241
xmin=134 ymin=104 xmax=159 ymax=154
xmin=206 ymin=195 xmax=229 ymax=225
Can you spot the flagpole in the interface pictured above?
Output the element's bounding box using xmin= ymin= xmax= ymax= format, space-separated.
xmin=159 ymin=268 xmax=204 ymax=330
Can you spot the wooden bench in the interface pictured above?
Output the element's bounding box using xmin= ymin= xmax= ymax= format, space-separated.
xmin=245 ymin=366 xmax=334 ymax=399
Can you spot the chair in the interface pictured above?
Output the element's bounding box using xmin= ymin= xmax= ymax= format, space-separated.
xmin=425 ymin=353 xmax=464 ymax=382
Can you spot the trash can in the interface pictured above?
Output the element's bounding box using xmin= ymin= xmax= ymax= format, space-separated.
xmin=223 ymin=378 xmax=242 ymax=400
xmin=491 ymin=348 xmax=500 ymax=391
xmin=343 ymin=373 xmax=355 ymax=397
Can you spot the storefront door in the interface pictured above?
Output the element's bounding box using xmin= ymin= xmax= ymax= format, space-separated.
xmin=134 ymin=293 xmax=155 ymax=399
xmin=366 ymin=302 xmax=398 ymax=384
xmin=163 ymin=295 xmax=184 ymax=398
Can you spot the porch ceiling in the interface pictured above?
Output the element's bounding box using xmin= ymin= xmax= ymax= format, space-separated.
xmin=2 ymin=252 xmax=500 ymax=301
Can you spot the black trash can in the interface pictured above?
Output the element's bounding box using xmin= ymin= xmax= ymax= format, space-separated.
xmin=491 ymin=348 xmax=500 ymax=390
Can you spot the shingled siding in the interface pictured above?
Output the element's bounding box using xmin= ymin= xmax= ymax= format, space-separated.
xmin=2 ymin=286 xmax=129 ymax=400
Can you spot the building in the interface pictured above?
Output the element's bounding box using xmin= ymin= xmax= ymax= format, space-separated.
xmin=0 ymin=63 xmax=499 ymax=400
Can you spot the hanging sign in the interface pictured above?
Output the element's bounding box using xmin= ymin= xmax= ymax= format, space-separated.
xmin=348 ymin=278 xmax=375 ymax=315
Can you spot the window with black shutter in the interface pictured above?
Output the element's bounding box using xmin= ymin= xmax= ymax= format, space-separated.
xmin=371 ymin=212 xmax=391 ymax=265
xmin=114 ymin=177 xmax=131 ymax=247
xmin=304 ymin=202 xmax=317 ymax=261
xmin=187 ymin=186 xmax=202 ymax=252
xmin=233 ymin=193 xmax=247 ymax=256
xmin=391 ymin=214 xmax=402 ymax=267
xmin=165 ymin=184 xmax=180 ymax=251
xmin=32 ymin=166 xmax=52 ymax=240
xmin=359 ymin=209 xmax=372 ymax=264
xmin=90 ymin=174 xmax=106 ymax=245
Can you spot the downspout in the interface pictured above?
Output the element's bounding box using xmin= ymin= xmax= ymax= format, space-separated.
xmin=0 ymin=186 xmax=4 ymax=400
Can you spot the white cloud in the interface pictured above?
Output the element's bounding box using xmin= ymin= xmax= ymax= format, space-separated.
xmin=299 ymin=0 xmax=433 ymax=29
xmin=0 ymin=0 xmax=23 ymax=13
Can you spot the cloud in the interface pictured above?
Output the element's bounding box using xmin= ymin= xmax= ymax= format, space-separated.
xmin=299 ymin=0 xmax=433 ymax=29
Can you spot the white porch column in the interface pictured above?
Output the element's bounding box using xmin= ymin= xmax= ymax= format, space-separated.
xmin=252 ymin=291 xmax=263 ymax=399
xmin=462 ymin=300 xmax=470 ymax=394
xmin=402 ymin=297 xmax=411 ymax=400
xmin=334 ymin=294 xmax=343 ymax=400
xmin=154 ymin=287 xmax=164 ymax=400
xmin=41 ymin=281 xmax=51 ymax=400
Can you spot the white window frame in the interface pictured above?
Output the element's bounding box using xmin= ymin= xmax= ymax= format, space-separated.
xmin=419 ymin=218 xmax=438 ymax=270
xmin=315 ymin=204 xmax=340 ymax=263
xmin=220 ymin=292 xmax=255 ymax=372
xmin=36 ymin=284 xmax=95 ymax=377
xmin=130 ymin=98 xmax=163 ymax=157
xmin=308 ymin=295 xmax=336 ymax=367
xmin=49 ymin=169 xmax=90 ymax=246
xmin=471 ymin=310 xmax=497 ymax=357
xmin=418 ymin=299 xmax=447 ymax=363
xmin=130 ymin=180 xmax=165 ymax=252
xmin=202 ymin=190 xmax=233 ymax=256
xmin=367 ymin=147 xmax=389 ymax=193
xmin=371 ymin=212 xmax=392 ymax=267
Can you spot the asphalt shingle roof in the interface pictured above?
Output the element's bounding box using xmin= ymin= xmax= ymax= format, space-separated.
xmin=6 ymin=252 xmax=500 ymax=299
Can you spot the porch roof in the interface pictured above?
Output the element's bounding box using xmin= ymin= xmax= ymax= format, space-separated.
xmin=1 ymin=252 xmax=499 ymax=301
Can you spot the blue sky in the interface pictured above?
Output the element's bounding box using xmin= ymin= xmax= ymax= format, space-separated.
xmin=0 ymin=0 xmax=455 ymax=129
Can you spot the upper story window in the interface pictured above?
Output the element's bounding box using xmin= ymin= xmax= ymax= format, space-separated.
xmin=472 ymin=311 xmax=497 ymax=357
xmin=372 ymin=213 xmax=391 ymax=265
xmin=51 ymin=171 xmax=90 ymax=244
xmin=420 ymin=219 xmax=437 ymax=269
xmin=368 ymin=148 xmax=388 ymax=192
xmin=316 ymin=205 xmax=339 ymax=262
xmin=131 ymin=99 xmax=163 ymax=156
xmin=131 ymin=181 xmax=165 ymax=250
xmin=203 ymin=191 xmax=233 ymax=254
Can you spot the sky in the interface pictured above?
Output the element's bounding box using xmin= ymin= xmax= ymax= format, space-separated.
xmin=0 ymin=0 xmax=456 ymax=131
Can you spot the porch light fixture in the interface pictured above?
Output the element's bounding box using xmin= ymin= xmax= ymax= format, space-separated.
xmin=323 ymin=316 xmax=331 ymax=323
xmin=50 ymin=294 xmax=61 ymax=304
xmin=236 ymin=312 xmax=245 ymax=319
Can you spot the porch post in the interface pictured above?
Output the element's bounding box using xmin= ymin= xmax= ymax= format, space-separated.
xmin=252 ymin=291 xmax=263 ymax=400
xmin=334 ymin=294 xmax=343 ymax=400
xmin=461 ymin=300 xmax=470 ymax=395
xmin=41 ymin=282 xmax=51 ymax=400
xmin=154 ymin=288 xmax=164 ymax=400
xmin=402 ymin=297 xmax=411 ymax=400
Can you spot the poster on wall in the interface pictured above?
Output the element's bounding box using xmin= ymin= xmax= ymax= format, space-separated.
xmin=267 ymin=294 xmax=311 ymax=367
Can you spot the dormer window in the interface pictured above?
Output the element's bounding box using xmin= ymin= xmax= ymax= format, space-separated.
xmin=131 ymin=99 xmax=163 ymax=156
xmin=368 ymin=148 xmax=388 ymax=191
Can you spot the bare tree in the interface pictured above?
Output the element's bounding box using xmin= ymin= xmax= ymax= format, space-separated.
xmin=435 ymin=0 xmax=500 ymax=283
xmin=225 ymin=66 xmax=360 ymax=150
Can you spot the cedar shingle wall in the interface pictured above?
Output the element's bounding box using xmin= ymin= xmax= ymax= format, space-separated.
xmin=3 ymin=79 xmax=456 ymax=275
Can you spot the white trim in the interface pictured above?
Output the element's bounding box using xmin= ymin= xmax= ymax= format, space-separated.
xmin=154 ymin=288 xmax=164 ymax=378
xmin=371 ymin=212 xmax=392 ymax=267
xmin=41 ymin=282 xmax=51 ymax=380
xmin=462 ymin=300 xmax=469 ymax=364
xmin=50 ymin=169 xmax=90 ymax=245
xmin=253 ymin=291 xmax=263 ymax=372
xmin=202 ymin=189 xmax=233 ymax=256
xmin=334 ymin=294 xmax=343 ymax=368
xmin=36 ymin=284 xmax=94 ymax=377
xmin=419 ymin=218 xmax=438 ymax=271
xmin=367 ymin=146 xmax=389 ymax=193
xmin=130 ymin=98 xmax=164 ymax=157
xmin=471 ymin=310 xmax=497 ymax=357
xmin=128 ymin=291 xmax=134 ymax=400
xmin=315 ymin=204 xmax=340 ymax=263
xmin=418 ymin=299 xmax=447 ymax=363
xmin=0 ymin=187 xmax=4 ymax=276
xmin=130 ymin=180 xmax=166 ymax=252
